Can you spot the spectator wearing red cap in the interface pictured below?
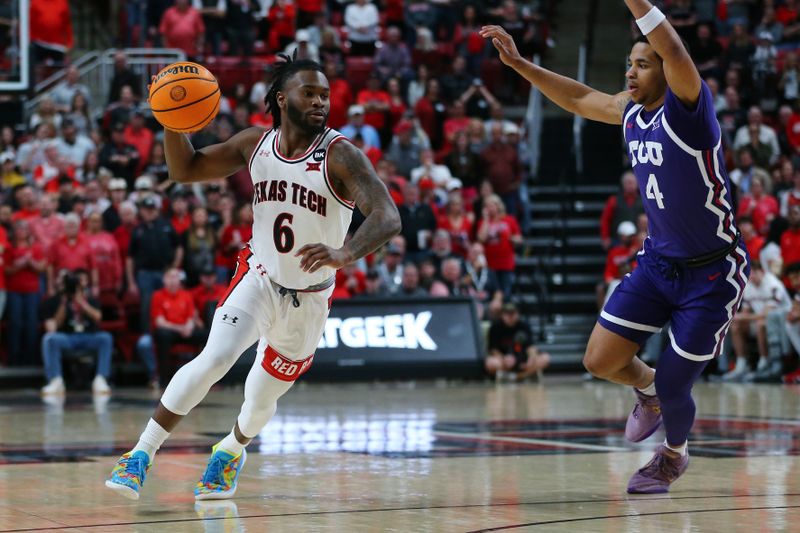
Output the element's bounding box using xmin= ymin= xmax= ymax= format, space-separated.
xmin=85 ymin=211 xmax=122 ymax=294
xmin=386 ymin=120 xmax=428 ymax=178
xmin=159 ymin=0 xmax=205 ymax=59
xmin=476 ymin=194 xmax=521 ymax=299
xmin=5 ymin=219 xmax=47 ymax=366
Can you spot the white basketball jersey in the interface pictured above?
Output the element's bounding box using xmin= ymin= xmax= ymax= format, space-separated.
xmin=248 ymin=127 xmax=354 ymax=289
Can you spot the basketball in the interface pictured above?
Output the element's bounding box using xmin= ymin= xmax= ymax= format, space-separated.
xmin=149 ymin=62 xmax=220 ymax=133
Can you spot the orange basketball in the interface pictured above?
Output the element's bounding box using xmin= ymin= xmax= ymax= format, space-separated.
xmin=149 ymin=62 xmax=220 ymax=133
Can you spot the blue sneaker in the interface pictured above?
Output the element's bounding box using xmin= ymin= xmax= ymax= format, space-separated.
xmin=194 ymin=444 xmax=247 ymax=500
xmin=105 ymin=450 xmax=151 ymax=500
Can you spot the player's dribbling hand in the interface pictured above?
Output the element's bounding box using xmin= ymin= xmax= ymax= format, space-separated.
xmin=479 ymin=25 xmax=522 ymax=67
xmin=296 ymin=243 xmax=353 ymax=273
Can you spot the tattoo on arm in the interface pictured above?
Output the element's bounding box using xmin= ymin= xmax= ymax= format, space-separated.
xmin=329 ymin=141 xmax=401 ymax=261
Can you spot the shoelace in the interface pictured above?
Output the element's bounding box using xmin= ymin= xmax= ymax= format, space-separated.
xmin=201 ymin=455 xmax=226 ymax=486
xmin=640 ymin=452 xmax=680 ymax=481
xmin=120 ymin=455 xmax=147 ymax=483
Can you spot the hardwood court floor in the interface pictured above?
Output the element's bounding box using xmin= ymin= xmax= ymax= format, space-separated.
xmin=1 ymin=379 xmax=800 ymax=532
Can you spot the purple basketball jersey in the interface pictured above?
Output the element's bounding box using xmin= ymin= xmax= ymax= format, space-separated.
xmin=622 ymin=81 xmax=737 ymax=258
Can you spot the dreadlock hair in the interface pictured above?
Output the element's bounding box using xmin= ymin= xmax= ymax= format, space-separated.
xmin=264 ymin=51 xmax=324 ymax=128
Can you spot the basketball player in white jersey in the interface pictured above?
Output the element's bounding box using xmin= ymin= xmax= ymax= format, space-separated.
xmin=106 ymin=55 xmax=401 ymax=500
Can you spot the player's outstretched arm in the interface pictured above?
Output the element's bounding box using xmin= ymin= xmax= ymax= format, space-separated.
xmin=479 ymin=25 xmax=629 ymax=125
xmin=624 ymin=0 xmax=701 ymax=107
xmin=296 ymin=140 xmax=401 ymax=273
xmin=163 ymin=127 xmax=265 ymax=183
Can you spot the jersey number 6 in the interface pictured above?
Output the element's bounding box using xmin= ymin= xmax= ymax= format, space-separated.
xmin=646 ymin=174 xmax=665 ymax=210
xmin=273 ymin=213 xmax=295 ymax=253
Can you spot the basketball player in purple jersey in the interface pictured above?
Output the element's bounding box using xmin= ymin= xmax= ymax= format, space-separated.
xmin=482 ymin=1 xmax=749 ymax=493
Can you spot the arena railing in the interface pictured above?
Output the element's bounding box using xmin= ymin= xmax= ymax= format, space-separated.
xmin=23 ymin=48 xmax=187 ymax=123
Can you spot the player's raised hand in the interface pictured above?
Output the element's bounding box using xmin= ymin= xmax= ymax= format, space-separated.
xmin=296 ymin=243 xmax=353 ymax=273
xmin=479 ymin=25 xmax=523 ymax=67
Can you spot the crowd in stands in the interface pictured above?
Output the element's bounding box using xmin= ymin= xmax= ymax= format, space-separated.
xmin=0 ymin=0 xmax=556 ymax=391
xmin=599 ymin=0 xmax=800 ymax=384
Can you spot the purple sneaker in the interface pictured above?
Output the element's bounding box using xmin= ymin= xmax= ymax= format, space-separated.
xmin=625 ymin=389 xmax=662 ymax=442
xmin=627 ymin=445 xmax=689 ymax=494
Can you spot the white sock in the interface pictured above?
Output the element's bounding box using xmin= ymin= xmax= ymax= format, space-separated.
xmin=218 ymin=429 xmax=246 ymax=457
xmin=637 ymin=375 xmax=657 ymax=396
xmin=734 ymin=357 xmax=748 ymax=372
xmin=757 ymin=357 xmax=769 ymax=371
xmin=132 ymin=418 xmax=170 ymax=460
xmin=665 ymin=440 xmax=687 ymax=456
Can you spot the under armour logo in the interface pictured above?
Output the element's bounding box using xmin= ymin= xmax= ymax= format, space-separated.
xmin=626 ymin=122 xmax=633 ymax=129
xmin=652 ymin=120 xmax=661 ymax=131
xmin=258 ymin=150 xmax=270 ymax=158
xmin=306 ymin=162 xmax=321 ymax=172
xmin=256 ymin=263 xmax=267 ymax=276
xmin=222 ymin=314 xmax=239 ymax=325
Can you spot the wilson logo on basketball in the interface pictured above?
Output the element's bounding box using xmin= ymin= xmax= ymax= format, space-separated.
xmin=154 ymin=64 xmax=200 ymax=82
xmin=170 ymin=86 xmax=187 ymax=102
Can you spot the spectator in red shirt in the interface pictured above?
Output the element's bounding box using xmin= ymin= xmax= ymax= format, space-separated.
xmin=215 ymin=203 xmax=253 ymax=282
xmin=737 ymin=174 xmax=779 ymax=235
xmin=5 ymin=219 xmax=47 ymax=366
xmin=11 ymin=185 xmax=41 ymax=222
xmin=480 ymin=123 xmax=522 ymax=218
xmin=28 ymin=194 xmax=64 ymax=257
xmin=324 ymin=61 xmax=352 ymax=130
xmin=357 ymin=74 xmax=392 ymax=135
xmin=48 ymin=213 xmax=97 ymax=296
xmin=85 ymin=212 xmax=122 ymax=294
xmin=123 ymin=111 xmax=154 ymax=175
xmin=151 ymin=268 xmax=206 ymax=383
xmin=437 ymin=193 xmax=474 ymax=258
xmin=191 ymin=266 xmax=226 ymax=326
xmin=740 ymin=217 xmax=765 ymax=260
xmin=782 ymin=205 xmax=800 ymax=268
xmin=599 ymin=221 xmax=638 ymax=310
xmin=333 ymin=263 xmax=367 ymax=299
xmin=352 ymin=133 xmax=383 ymax=167
xmin=160 ymin=0 xmax=205 ymax=59
xmin=113 ymin=201 xmax=138 ymax=266
xmin=600 ymin=171 xmax=643 ymax=250
xmin=476 ymin=194 xmax=521 ymax=298
xmin=170 ymin=192 xmax=192 ymax=237
xmin=30 ymin=0 xmax=73 ymax=64
xmin=267 ymin=0 xmax=297 ymax=51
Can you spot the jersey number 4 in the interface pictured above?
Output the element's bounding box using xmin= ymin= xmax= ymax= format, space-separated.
xmin=273 ymin=213 xmax=295 ymax=253
xmin=646 ymin=174 xmax=665 ymax=209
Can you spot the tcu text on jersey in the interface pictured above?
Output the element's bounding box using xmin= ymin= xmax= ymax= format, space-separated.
xmin=628 ymin=140 xmax=664 ymax=167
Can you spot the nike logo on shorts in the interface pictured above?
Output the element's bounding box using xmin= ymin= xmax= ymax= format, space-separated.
xmin=707 ymin=272 xmax=722 ymax=281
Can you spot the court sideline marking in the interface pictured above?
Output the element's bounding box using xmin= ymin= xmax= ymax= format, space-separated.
xmin=2 ymin=493 xmax=799 ymax=532
xmin=432 ymin=430 xmax=630 ymax=452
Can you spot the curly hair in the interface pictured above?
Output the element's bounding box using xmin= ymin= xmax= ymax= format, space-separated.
xmin=264 ymin=52 xmax=324 ymax=128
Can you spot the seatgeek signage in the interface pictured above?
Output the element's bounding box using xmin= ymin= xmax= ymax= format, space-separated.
xmin=314 ymin=297 xmax=482 ymax=368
